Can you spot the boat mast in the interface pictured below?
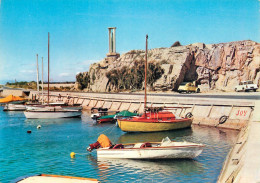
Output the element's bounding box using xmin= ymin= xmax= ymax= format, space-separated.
xmin=48 ymin=32 xmax=50 ymax=105
xmin=144 ymin=34 xmax=148 ymax=114
xmin=36 ymin=54 xmax=39 ymax=94
xmin=41 ymin=57 xmax=44 ymax=104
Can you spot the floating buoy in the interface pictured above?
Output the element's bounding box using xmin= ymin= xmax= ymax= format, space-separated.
xmin=37 ymin=125 xmax=41 ymax=129
xmin=70 ymin=152 xmax=76 ymax=158
xmin=27 ymin=130 xmax=32 ymax=134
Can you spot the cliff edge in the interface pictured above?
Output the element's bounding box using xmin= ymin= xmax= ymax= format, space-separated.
xmin=75 ymin=40 xmax=260 ymax=92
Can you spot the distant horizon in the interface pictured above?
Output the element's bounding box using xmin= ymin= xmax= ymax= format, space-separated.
xmin=0 ymin=79 xmax=76 ymax=85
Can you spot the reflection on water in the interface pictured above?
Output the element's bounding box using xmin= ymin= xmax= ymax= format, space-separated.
xmin=0 ymin=107 xmax=239 ymax=183
xmin=96 ymin=158 xmax=204 ymax=176
xmin=118 ymin=128 xmax=193 ymax=144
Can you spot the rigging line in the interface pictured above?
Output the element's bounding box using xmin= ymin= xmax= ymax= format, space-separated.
xmin=107 ymin=123 xmax=117 ymax=135
xmin=98 ymin=124 xmax=117 ymax=136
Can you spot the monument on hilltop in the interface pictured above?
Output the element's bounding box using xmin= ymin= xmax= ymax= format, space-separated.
xmin=106 ymin=27 xmax=120 ymax=62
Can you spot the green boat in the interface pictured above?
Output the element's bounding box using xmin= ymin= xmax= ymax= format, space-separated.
xmin=98 ymin=110 xmax=138 ymax=123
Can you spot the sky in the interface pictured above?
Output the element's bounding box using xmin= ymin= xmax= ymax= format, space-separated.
xmin=0 ymin=0 xmax=259 ymax=84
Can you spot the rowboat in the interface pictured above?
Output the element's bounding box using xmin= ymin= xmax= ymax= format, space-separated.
xmin=10 ymin=174 xmax=99 ymax=183
xmin=118 ymin=109 xmax=192 ymax=132
xmin=95 ymin=137 xmax=204 ymax=159
xmin=24 ymin=106 xmax=81 ymax=119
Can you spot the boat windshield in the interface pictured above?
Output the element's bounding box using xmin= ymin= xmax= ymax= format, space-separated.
xmin=161 ymin=137 xmax=171 ymax=143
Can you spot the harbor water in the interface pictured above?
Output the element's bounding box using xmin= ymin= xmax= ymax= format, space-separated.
xmin=0 ymin=108 xmax=239 ymax=183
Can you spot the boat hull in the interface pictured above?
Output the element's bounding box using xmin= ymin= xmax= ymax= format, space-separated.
xmin=11 ymin=174 xmax=99 ymax=183
xmin=118 ymin=118 xmax=192 ymax=132
xmin=3 ymin=104 xmax=26 ymax=111
xmin=98 ymin=118 xmax=115 ymax=123
xmin=24 ymin=111 xmax=81 ymax=119
xmin=97 ymin=145 xmax=203 ymax=159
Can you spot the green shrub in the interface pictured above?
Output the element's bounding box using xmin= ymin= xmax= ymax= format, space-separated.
xmin=106 ymin=60 xmax=164 ymax=91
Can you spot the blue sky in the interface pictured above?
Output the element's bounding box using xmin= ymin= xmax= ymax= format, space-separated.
xmin=0 ymin=0 xmax=259 ymax=84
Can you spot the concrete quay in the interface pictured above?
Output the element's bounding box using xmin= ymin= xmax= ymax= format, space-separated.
xmin=218 ymin=101 xmax=260 ymax=183
xmin=29 ymin=90 xmax=255 ymax=131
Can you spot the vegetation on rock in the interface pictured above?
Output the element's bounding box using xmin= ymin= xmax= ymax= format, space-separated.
xmin=76 ymin=72 xmax=90 ymax=90
xmin=105 ymin=60 xmax=164 ymax=91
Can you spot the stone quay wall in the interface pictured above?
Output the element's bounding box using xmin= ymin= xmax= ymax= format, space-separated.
xmin=29 ymin=90 xmax=255 ymax=131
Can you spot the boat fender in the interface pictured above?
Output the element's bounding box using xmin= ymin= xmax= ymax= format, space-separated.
xmin=219 ymin=115 xmax=228 ymax=124
xmin=185 ymin=112 xmax=193 ymax=118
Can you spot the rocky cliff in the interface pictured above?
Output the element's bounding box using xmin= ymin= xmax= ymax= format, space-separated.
xmin=75 ymin=40 xmax=260 ymax=92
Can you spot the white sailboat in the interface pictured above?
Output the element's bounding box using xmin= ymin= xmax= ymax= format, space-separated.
xmin=24 ymin=106 xmax=81 ymax=119
xmin=24 ymin=33 xmax=81 ymax=119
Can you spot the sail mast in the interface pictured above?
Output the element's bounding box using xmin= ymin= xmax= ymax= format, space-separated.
xmin=48 ymin=32 xmax=50 ymax=105
xmin=36 ymin=54 xmax=39 ymax=94
xmin=144 ymin=34 xmax=148 ymax=113
xmin=41 ymin=57 xmax=44 ymax=104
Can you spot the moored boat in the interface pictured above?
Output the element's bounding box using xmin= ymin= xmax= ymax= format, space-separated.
xmin=118 ymin=35 xmax=192 ymax=132
xmin=23 ymin=33 xmax=82 ymax=119
xmin=10 ymin=174 xmax=99 ymax=183
xmin=118 ymin=108 xmax=192 ymax=132
xmin=96 ymin=110 xmax=138 ymax=123
xmin=3 ymin=104 xmax=26 ymax=111
xmin=24 ymin=106 xmax=81 ymax=119
xmin=88 ymin=136 xmax=204 ymax=159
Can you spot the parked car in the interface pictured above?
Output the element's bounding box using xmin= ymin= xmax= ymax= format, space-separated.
xmin=178 ymin=82 xmax=200 ymax=93
xmin=235 ymin=81 xmax=258 ymax=92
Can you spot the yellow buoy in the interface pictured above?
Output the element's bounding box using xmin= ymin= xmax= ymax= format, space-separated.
xmin=70 ymin=152 xmax=76 ymax=158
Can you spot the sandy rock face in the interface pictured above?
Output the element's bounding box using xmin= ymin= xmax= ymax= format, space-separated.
xmin=76 ymin=40 xmax=259 ymax=92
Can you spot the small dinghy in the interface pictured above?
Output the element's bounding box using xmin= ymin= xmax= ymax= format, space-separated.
xmin=87 ymin=135 xmax=204 ymax=159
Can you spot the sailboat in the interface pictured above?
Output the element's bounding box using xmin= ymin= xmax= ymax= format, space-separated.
xmin=117 ymin=35 xmax=192 ymax=132
xmin=24 ymin=33 xmax=81 ymax=119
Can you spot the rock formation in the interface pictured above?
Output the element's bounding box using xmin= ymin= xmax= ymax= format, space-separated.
xmin=75 ymin=40 xmax=260 ymax=92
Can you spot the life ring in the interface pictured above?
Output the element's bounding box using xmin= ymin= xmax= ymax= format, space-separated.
xmin=185 ymin=112 xmax=193 ymax=118
xmin=219 ymin=115 xmax=228 ymax=124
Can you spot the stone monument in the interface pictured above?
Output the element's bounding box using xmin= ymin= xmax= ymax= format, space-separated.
xmin=106 ymin=27 xmax=120 ymax=62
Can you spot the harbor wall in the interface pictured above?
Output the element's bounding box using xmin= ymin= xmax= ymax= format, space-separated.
xmin=29 ymin=90 xmax=255 ymax=131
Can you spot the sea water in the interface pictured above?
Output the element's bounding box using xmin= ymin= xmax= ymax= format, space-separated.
xmin=0 ymin=108 xmax=238 ymax=183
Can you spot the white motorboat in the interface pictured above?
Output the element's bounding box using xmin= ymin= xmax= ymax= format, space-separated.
xmin=3 ymin=104 xmax=26 ymax=111
xmin=24 ymin=106 xmax=81 ymax=119
xmin=91 ymin=137 xmax=204 ymax=159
